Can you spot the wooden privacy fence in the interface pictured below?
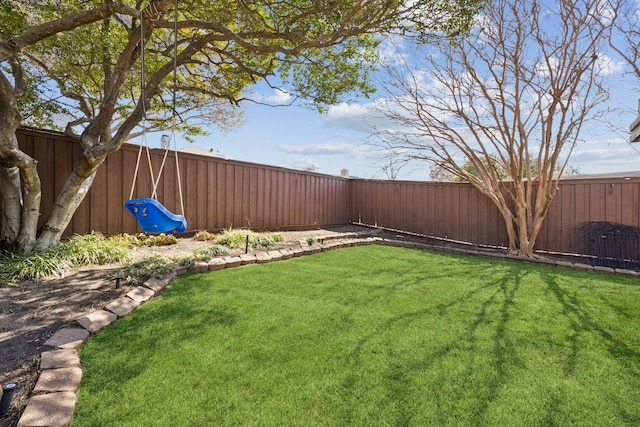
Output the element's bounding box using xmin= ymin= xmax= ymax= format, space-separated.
xmin=13 ymin=127 xmax=349 ymax=236
xmin=9 ymin=127 xmax=640 ymax=256
xmin=349 ymin=176 xmax=640 ymax=255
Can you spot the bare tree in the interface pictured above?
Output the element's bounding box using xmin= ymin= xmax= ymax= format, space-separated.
xmin=375 ymin=0 xmax=612 ymax=256
xmin=605 ymin=0 xmax=640 ymax=142
xmin=606 ymin=0 xmax=640 ymax=79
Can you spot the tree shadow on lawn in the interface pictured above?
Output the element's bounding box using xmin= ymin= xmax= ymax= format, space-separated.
xmin=338 ymin=261 xmax=639 ymax=425
xmin=80 ymin=256 xmax=640 ymax=426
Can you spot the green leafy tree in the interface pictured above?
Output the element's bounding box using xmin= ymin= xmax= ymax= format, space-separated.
xmin=0 ymin=0 xmax=482 ymax=252
xmin=430 ymin=157 xmax=579 ymax=182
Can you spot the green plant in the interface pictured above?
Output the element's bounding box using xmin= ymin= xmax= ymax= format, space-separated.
xmin=251 ymin=235 xmax=275 ymax=249
xmin=107 ymin=233 xmax=146 ymax=246
xmin=143 ymin=233 xmax=178 ymax=246
xmin=60 ymin=233 xmax=130 ymax=265
xmin=213 ymin=227 xmax=285 ymax=250
xmin=193 ymin=231 xmax=216 ymax=242
xmin=117 ymin=254 xmax=176 ymax=285
xmin=213 ymin=227 xmax=251 ymax=249
xmin=0 ymin=250 xmax=70 ymax=284
xmin=109 ymin=233 xmax=178 ymax=247
xmin=0 ymin=233 xmax=130 ymax=285
xmin=270 ymin=233 xmax=284 ymax=242
xmin=173 ymin=255 xmax=195 ymax=267
xmin=306 ymin=236 xmax=317 ymax=246
xmin=193 ymin=244 xmax=229 ymax=261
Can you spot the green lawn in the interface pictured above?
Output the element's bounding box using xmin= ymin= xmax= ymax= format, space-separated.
xmin=73 ymin=245 xmax=640 ymax=426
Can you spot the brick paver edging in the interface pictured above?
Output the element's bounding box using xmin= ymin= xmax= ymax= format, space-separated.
xmin=16 ymin=235 xmax=638 ymax=426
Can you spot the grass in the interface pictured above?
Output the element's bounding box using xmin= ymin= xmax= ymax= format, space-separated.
xmin=73 ymin=245 xmax=640 ymax=426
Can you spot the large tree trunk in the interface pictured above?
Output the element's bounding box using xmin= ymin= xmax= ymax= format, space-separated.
xmin=0 ymin=166 xmax=21 ymax=251
xmin=34 ymin=154 xmax=104 ymax=250
xmin=0 ymin=71 xmax=42 ymax=252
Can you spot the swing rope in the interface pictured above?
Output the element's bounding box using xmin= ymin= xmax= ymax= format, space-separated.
xmin=128 ymin=0 xmax=184 ymax=216
xmin=129 ymin=12 xmax=158 ymax=201
xmin=172 ymin=0 xmax=185 ymax=217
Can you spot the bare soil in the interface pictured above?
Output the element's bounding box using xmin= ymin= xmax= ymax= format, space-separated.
xmin=0 ymin=226 xmax=382 ymax=427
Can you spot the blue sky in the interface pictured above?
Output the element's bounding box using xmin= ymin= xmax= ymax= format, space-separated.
xmin=174 ymin=67 xmax=640 ymax=181
xmin=169 ymin=33 xmax=640 ymax=181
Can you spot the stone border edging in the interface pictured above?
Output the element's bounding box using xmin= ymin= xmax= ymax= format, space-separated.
xmin=15 ymin=234 xmax=638 ymax=426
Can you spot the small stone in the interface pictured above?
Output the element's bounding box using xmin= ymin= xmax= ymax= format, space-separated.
xmin=18 ymin=392 xmax=77 ymax=427
xmin=77 ymin=310 xmax=118 ymax=333
xmin=223 ymin=256 xmax=242 ymax=268
xmin=127 ymin=286 xmax=156 ymax=303
xmin=33 ymin=367 xmax=83 ymax=393
xmin=615 ymin=268 xmax=640 ymax=277
xmin=279 ymin=248 xmax=294 ymax=259
xmin=240 ymin=254 xmax=257 ymax=265
xmin=290 ymin=247 xmax=304 ymax=257
xmin=44 ymin=328 xmax=90 ymax=349
xmin=188 ymin=261 xmax=209 ymax=273
xmin=255 ymin=252 xmax=272 ymax=264
xmin=555 ymin=260 xmax=573 ymax=268
xmin=593 ymin=265 xmax=615 ymax=274
xmin=144 ymin=277 xmax=169 ymax=293
xmin=105 ymin=296 xmax=140 ymax=317
xmin=40 ymin=349 xmax=80 ymax=370
xmin=208 ymin=258 xmax=226 ymax=271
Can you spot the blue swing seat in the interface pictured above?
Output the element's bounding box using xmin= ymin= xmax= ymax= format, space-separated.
xmin=124 ymin=198 xmax=187 ymax=234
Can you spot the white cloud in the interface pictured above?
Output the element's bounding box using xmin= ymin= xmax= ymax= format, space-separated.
xmin=569 ymin=138 xmax=640 ymax=173
xmin=596 ymin=53 xmax=625 ymax=76
xmin=278 ymin=141 xmax=376 ymax=159
xmin=378 ymin=38 xmax=410 ymax=66
xmin=264 ymin=89 xmax=292 ymax=104
xmin=284 ymin=157 xmax=320 ymax=171
xmin=324 ymin=102 xmax=379 ymax=133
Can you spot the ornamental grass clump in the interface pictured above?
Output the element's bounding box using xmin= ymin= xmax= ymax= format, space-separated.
xmin=193 ymin=244 xmax=229 ymax=261
xmin=118 ymin=254 xmax=176 ymax=285
xmin=109 ymin=233 xmax=177 ymax=247
xmin=193 ymin=231 xmax=216 ymax=241
xmin=0 ymin=232 xmax=130 ymax=285
xmin=213 ymin=227 xmax=283 ymax=250
xmin=60 ymin=233 xmax=130 ymax=265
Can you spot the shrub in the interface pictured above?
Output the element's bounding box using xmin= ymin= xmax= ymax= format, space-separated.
xmin=60 ymin=233 xmax=131 ymax=265
xmin=271 ymin=233 xmax=285 ymax=242
xmin=193 ymin=231 xmax=216 ymax=242
xmin=193 ymin=245 xmax=229 ymax=261
xmin=0 ymin=250 xmax=70 ymax=284
xmin=213 ymin=227 xmax=251 ymax=248
xmin=213 ymin=228 xmax=284 ymax=250
xmin=251 ymin=235 xmax=276 ymax=249
xmin=108 ymin=233 xmax=177 ymax=247
xmin=143 ymin=233 xmax=178 ymax=246
xmin=117 ymin=254 xmax=176 ymax=285
xmin=0 ymin=233 xmax=130 ymax=285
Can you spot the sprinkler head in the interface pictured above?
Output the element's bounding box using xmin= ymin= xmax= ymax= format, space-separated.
xmin=0 ymin=382 xmax=18 ymax=416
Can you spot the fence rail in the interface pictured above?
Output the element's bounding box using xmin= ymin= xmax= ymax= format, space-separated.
xmin=8 ymin=127 xmax=640 ymax=257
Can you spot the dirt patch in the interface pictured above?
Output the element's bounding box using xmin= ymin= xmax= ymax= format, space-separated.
xmin=0 ymin=226 xmax=381 ymax=427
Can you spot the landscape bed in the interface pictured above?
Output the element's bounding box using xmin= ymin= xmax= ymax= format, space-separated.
xmin=73 ymin=245 xmax=640 ymax=426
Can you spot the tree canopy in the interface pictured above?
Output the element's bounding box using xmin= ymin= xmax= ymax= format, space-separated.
xmin=0 ymin=0 xmax=483 ymax=252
